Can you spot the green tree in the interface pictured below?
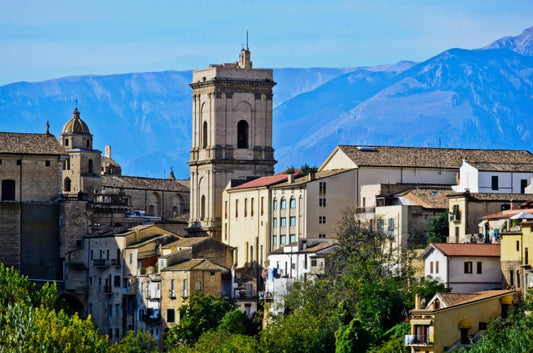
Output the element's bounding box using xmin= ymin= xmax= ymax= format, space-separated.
xmin=335 ymin=318 xmax=371 ymax=353
xmin=109 ymin=330 xmax=160 ymax=353
xmin=427 ymin=211 xmax=449 ymax=244
xmin=165 ymin=293 xmax=235 ymax=348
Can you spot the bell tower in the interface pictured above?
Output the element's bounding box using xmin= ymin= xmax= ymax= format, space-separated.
xmin=188 ymin=48 xmax=276 ymax=239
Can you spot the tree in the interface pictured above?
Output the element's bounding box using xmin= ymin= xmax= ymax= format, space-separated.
xmin=165 ymin=293 xmax=235 ymax=348
xmin=109 ymin=330 xmax=159 ymax=353
xmin=427 ymin=211 xmax=449 ymax=244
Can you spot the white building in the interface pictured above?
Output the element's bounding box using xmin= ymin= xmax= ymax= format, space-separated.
xmin=452 ymin=159 xmax=533 ymax=194
xmin=263 ymin=239 xmax=337 ymax=314
xmin=421 ymin=243 xmax=502 ymax=293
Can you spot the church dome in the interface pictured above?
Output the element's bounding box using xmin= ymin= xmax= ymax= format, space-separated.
xmin=62 ymin=107 xmax=90 ymax=134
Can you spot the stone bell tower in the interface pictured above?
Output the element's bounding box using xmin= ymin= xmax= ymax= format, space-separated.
xmin=188 ymin=48 xmax=276 ymax=239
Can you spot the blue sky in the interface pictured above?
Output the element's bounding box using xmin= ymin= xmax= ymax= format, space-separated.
xmin=0 ymin=0 xmax=532 ymax=86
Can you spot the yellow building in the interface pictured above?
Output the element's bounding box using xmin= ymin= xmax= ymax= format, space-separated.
xmin=500 ymin=219 xmax=533 ymax=292
xmin=406 ymin=290 xmax=516 ymax=353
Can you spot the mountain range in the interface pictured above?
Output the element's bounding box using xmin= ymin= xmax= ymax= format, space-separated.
xmin=1 ymin=26 xmax=532 ymax=178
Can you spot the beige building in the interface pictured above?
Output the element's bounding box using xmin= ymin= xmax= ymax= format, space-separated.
xmin=0 ymin=129 xmax=66 ymax=279
xmin=406 ymin=290 xmax=516 ymax=353
xmin=188 ymin=48 xmax=276 ymax=239
xmin=222 ymin=173 xmax=293 ymax=269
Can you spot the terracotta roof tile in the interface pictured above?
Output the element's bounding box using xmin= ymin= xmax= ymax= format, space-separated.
xmin=337 ymin=145 xmax=533 ymax=169
xmin=162 ymin=258 xmax=229 ymax=272
xmin=430 ymin=243 xmax=500 ymax=257
xmin=230 ymin=174 xmax=290 ymax=190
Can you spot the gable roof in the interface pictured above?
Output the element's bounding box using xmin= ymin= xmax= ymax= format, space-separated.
xmin=0 ymin=132 xmax=66 ymax=155
xmin=162 ymin=258 xmax=229 ymax=272
xmin=326 ymin=145 xmax=533 ymax=170
xmin=466 ymin=161 xmax=533 ymax=173
xmin=230 ymin=173 xmax=291 ymax=190
xmin=274 ymin=169 xmax=353 ymax=188
xmin=423 ymin=243 xmax=500 ymax=258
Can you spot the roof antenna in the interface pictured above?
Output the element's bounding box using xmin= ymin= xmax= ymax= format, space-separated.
xmin=246 ymin=30 xmax=249 ymax=50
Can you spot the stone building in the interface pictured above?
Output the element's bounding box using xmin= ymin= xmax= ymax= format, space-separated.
xmin=0 ymin=129 xmax=66 ymax=280
xmin=188 ymin=48 xmax=276 ymax=239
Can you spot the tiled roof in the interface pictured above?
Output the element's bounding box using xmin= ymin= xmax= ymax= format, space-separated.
xmin=429 ymin=243 xmax=500 ymax=257
xmin=275 ymin=169 xmax=353 ymax=188
xmin=101 ymin=175 xmax=189 ymax=192
xmin=394 ymin=187 xmax=453 ymax=209
xmin=448 ymin=192 xmax=533 ymax=203
xmin=482 ymin=208 xmax=533 ymax=220
xmin=0 ymin=132 xmax=66 ymax=155
xmin=102 ymin=156 xmax=120 ymax=168
xmin=269 ymin=241 xmax=337 ymax=255
xmin=162 ymin=258 xmax=229 ymax=272
xmin=230 ymin=173 xmax=291 ymax=190
xmin=337 ymin=145 xmax=533 ymax=169
xmin=166 ymin=236 xmax=210 ymax=248
xmin=467 ymin=162 xmax=533 ymax=172
xmin=438 ymin=290 xmax=514 ymax=307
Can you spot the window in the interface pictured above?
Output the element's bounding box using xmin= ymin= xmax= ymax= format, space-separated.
xmin=280 ymin=235 xmax=287 ymax=244
xmin=491 ymin=175 xmax=499 ymax=190
xmin=526 ymin=247 xmax=529 ymax=265
xmin=273 ymin=235 xmax=277 ymax=245
xmin=202 ymin=121 xmax=208 ymax=149
xmin=290 ymin=216 xmax=296 ymax=226
xmin=170 ymin=279 xmax=176 ymax=298
xmin=200 ymin=195 xmax=206 ymax=220
xmin=280 ymin=199 xmax=287 ymax=209
xmin=115 ymin=328 xmax=119 ymax=339
xmin=109 ymin=329 xmax=113 ymax=339
xmin=237 ymin=120 xmax=249 ymax=148
xmin=16 ymin=159 xmax=21 ymax=165
xmin=1 ymin=179 xmax=15 ymax=201
xmin=290 ymin=198 xmax=296 ymax=208
xmin=280 ymin=217 xmax=287 ymax=227
xmin=182 ymin=279 xmax=188 ymax=297
xmin=273 ymin=218 xmax=278 ymax=227
xmin=65 ymin=138 xmax=69 ymax=146
xmin=129 ymin=253 xmax=133 ymax=264
xmin=244 ymin=198 xmax=248 ymax=217
xmin=251 ymin=198 xmax=254 ymax=217
xmin=311 ymin=259 xmax=317 ymax=267
xmin=88 ymin=159 xmax=94 ymax=173
xmin=517 ymin=270 xmax=521 ymax=288
xmin=430 ymin=261 xmax=434 ymax=274
xmin=114 ymin=276 xmax=121 ymax=287
xmin=464 ymin=261 xmax=473 ymax=274
xmin=387 ymin=218 xmax=394 ymax=237
xmin=319 ymin=216 xmax=327 ymax=224
xmin=235 ymin=199 xmax=239 ymax=218
xmin=261 ymin=197 xmax=264 ymax=215
xmin=116 ymin=304 xmax=120 ymax=317
xmin=289 ymin=234 xmax=296 ymax=243
xmin=273 ymin=199 xmax=278 ymax=210
xmin=477 ymin=261 xmax=482 ymax=274
xmin=319 ymin=233 xmax=326 ymax=238
xmin=517 ymin=240 xmax=520 ymax=252
xmin=167 ymin=309 xmax=175 ymax=323
xmin=521 ymin=179 xmax=528 ymax=194
xmin=45 ymin=160 xmax=50 ymax=167
xmin=319 ymin=198 xmax=326 ymax=207
xmin=510 ymin=269 xmax=514 ymax=286
xmin=436 ymin=261 xmax=439 ymax=273
xmin=225 ymin=201 xmax=228 ymax=219
xmin=319 ymin=182 xmax=326 ymax=195
xmin=64 ymin=177 xmax=71 ymax=192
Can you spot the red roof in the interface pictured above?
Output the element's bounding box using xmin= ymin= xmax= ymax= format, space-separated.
xmin=430 ymin=243 xmax=500 ymax=257
xmin=230 ymin=174 xmax=291 ymax=190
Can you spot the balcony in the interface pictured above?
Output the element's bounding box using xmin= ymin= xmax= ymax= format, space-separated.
xmin=110 ymin=258 xmax=121 ymax=267
xmin=93 ymin=259 xmax=109 ymax=268
xmin=103 ymin=285 xmax=112 ymax=294
xmin=405 ymin=335 xmax=432 ymax=346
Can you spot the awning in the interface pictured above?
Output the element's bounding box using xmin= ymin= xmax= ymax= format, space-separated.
xmin=410 ymin=319 xmax=432 ymax=325
xmin=478 ymin=220 xmax=488 ymax=227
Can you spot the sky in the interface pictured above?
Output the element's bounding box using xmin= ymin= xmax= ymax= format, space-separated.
xmin=1 ymin=0 xmax=532 ymax=86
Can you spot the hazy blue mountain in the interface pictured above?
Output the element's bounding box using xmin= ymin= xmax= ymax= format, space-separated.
xmin=1 ymin=26 xmax=532 ymax=178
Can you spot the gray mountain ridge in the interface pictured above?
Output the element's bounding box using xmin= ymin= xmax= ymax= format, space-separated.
xmin=1 ymin=26 xmax=532 ymax=178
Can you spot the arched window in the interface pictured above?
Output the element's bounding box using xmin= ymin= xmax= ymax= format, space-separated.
xmin=200 ymin=195 xmax=206 ymax=220
xmin=1 ymin=179 xmax=15 ymax=201
xmin=64 ymin=178 xmax=71 ymax=192
xmin=202 ymin=121 xmax=208 ymax=149
xmin=237 ymin=120 xmax=249 ymax=148
xmin=88 ymin=159 xmax=94 ymax=174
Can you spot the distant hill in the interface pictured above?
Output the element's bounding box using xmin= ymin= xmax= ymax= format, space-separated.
xmin=1 ymin=26 xmax=532 ymax=178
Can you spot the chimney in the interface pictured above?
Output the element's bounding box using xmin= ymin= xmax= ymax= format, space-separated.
xmin=415 ymin=293 xmax=421 ymax=310
xmin=308 ymin=171 xmax=316 ymax=181
xmin=288 ymin=174 xmax=294 ymax=183
xmin=105 ymin=145 xmax=112 ymax=158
